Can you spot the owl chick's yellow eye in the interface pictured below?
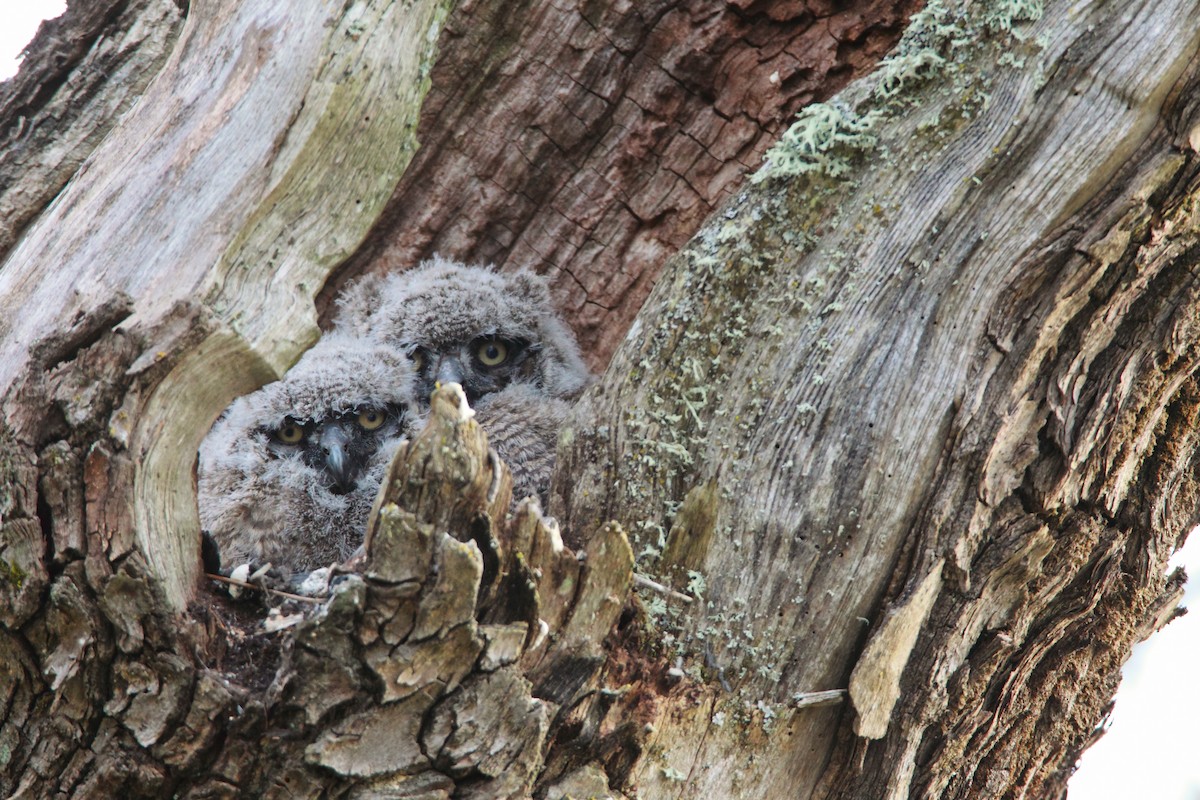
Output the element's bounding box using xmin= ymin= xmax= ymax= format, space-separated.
xmin=357 ymin=408 xmax=384 ymax=430
xmin=477 ymin=339 xmax=508 ymax=366
xmin=409 ymin=350 xmax=425 ymax=372
xmin=277 ymin=422 xmax=305 ymax=444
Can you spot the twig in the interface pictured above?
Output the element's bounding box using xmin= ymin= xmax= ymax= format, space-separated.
xmin=205 ymin=573 xmax=325 ymax=604
xmin=633 ymin=573 xmax=694 ymax=604
xmin=791 ymin=689 xmax=847 ymax=709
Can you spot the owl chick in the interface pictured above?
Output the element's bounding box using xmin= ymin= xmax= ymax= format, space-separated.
xmin=335 ymin=255 xmax=592 ymax=408
xmin=197 ymin=333 xmax=418 ymax=574
xmin=473 ymin=383 xmax=570 ymax=504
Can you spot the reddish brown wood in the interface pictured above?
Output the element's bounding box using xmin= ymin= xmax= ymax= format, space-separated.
xmin=327 ymin=0 xmax=921 ymax=370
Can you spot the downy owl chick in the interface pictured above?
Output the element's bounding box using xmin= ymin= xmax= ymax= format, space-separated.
xmin=336 ymin=255 xmax=592 ymax=408
xmin=197 ymin=333 xmax=418 ymax=573
xmin=335 ymin=256 xmax=592 ymax=504
xmin=472 ymin=383 xmax=571 ymax=504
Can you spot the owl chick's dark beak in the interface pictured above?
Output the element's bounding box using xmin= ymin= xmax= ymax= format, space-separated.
xmin=434 ymin=356 xmax=464 ymax=387
xmin=317 ymin=424 xmax=357 ymax=494
xmin=425 ymin=356 xmax=476 ymax=404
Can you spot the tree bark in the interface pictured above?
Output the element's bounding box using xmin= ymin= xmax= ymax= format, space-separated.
xmin=326 ymin=0 xmax=921 ymax=370
xmin=0 ymin=0 xmax=186 ymax=260
xmin=2 ymin=0 xmax=1198 ymax=798
xmin=558 ymin=1 xmax=1200 ymax=796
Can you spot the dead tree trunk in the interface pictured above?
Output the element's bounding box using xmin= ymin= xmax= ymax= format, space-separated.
xmin=1 ymin=0 xmax=1198 ymax=798
xmin=558 ymin=1 xmax=1200 ymax=797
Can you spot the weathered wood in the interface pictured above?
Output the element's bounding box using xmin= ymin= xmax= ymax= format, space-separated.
xmin=270 ymin=386 xmax=631 ymax=795
xmin=3 ymin=0 xmax=1199 ymax=796
xmin=558 ymin=0 xmax=1200 ymax=796
xmin=8 ymin=0 xmax=890 ymax=792
xmin=0 ymin=0 xmax=184 ymax=261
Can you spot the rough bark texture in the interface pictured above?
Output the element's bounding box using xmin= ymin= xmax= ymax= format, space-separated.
xmin=4 ymin=383 xmax=635 ymax=797
xmin=325 ymin=0 xmax=922 ymax=370
xmin=3 ymin=0 xmax=1199 ymax=798
xmin=557 ymin=0 xmax=1200 ymax=797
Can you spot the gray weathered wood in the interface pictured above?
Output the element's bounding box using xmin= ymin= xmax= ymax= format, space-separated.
xmin=0 ymin=0 xmax=184 ymax=260
xmin=557 ymin=0 xmax=1200 ymax=796
xmin=1 ymin=0 xmax=453 ymax=610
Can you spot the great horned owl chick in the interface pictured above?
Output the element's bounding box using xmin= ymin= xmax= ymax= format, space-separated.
xmin=336 ymin=255 xmax=591 ymax=408
xmin=197 ymin=333 xmax=418 ymax=573
xmin=473 ymin=383 xmax=570 ymax=504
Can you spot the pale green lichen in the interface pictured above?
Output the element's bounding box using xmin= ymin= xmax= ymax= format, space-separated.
xmin=984 ymin=0 xmax=1044 ymax=33
xmin=756 ymin=0 xmax=1045 ymax=187
xmin=616 ymin=206 xmax=776 ymax=563
xmin=756 ymin=700 xmax=777 ymax=733
xmin=755 ymin=0 xmax=973 ymax=182
xmin=873 ymin=0 xmax=971 ymax=102
xmin=876 ymin=50 xmax=947 ymax=100
xmin=752 ymin=103 xmax=882 ymax=183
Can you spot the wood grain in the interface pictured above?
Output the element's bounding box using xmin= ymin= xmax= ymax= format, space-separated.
xmin=559 ymin=0 xmax=1200 ymax=796
xmin=0 ymin=0 xmax=184 ymax=260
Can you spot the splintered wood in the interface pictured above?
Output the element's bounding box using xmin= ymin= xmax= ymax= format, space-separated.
xmin=247 ymin=383 xmax=634 ymax=796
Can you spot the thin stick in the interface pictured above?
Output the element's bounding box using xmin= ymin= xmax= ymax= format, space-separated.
xmin=633 ymin=573 xmax=694 ymax=604
xmin=791 ymin=689 xmax=847 ymax=709
xmin=206 ymin=573 xmax=325 ymax=604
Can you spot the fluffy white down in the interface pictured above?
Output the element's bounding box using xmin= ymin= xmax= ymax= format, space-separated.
xmin=336 ymin=256 xmax=592 ymax=400
xmin=197 ymin=334 xmax=419 ymax=571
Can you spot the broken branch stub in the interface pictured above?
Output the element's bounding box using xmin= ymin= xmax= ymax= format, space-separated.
xmin=365 ymin=383 xmax=512 ymax=605
xmin=370 ymin=384 xmax=511 ymax=544
xmin=325 ymin=382 xmax=639 ymax=796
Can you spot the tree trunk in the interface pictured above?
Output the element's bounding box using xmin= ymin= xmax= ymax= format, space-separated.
xmin=558 ymin=1 xmax=1200 ymax=796
xmin=2 ymin=0 xmax=1197 ymax=798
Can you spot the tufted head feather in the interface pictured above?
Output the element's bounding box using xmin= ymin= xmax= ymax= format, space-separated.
xmin=227 ymin=332 xmax=415 ymax=424
xmin=338 ymin=255 xmax=592 ymax=405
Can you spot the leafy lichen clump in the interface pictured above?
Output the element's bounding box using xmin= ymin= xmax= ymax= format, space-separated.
xmin=985 ymin=0 xmax=1044 ymax=33
xmin=755 ymin=0 xmax=1044 ymax=184
xmin=751 ymin=103 xmax=881 ymax=183
xmin=874 ymin=0 xmax=970 ymax=100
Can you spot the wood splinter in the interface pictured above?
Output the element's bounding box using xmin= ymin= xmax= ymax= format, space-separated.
xmin=205 ymin=572 xmax=325 ymax=605
xmin=633 ymin=573 xmax=695 ymax=603
xmin=791 ymin=689 xmax=848 ymax=709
